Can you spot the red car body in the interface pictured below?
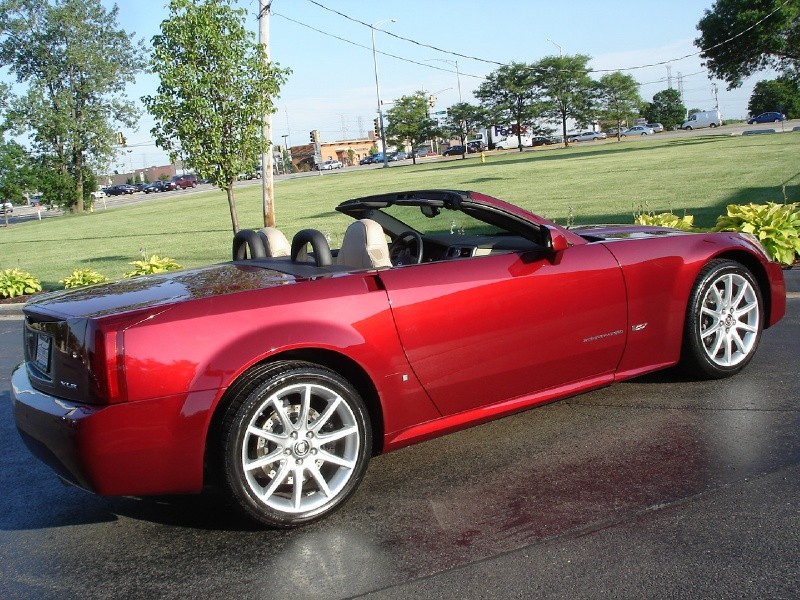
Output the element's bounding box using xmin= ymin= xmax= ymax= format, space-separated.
xmin=12 ymin=190 xmax=786 ymax=525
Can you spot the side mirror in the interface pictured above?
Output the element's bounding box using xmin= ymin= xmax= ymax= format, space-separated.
xmin=542 ymin=225 xmax=569 ymax=253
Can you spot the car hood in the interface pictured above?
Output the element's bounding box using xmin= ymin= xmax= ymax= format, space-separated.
xmin=569 ymin=224 xmax=690 ymax=241
xmin=24 ymin=263 xmax=299 ymax=320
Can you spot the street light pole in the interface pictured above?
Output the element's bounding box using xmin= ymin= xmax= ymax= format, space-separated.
xmin=371 ymin=19 xmax=395 ymax=168
xmin=426 ymin=58 xmax=462 ymax=103
xmin=546 ymin=38 xmax=563 ymax=56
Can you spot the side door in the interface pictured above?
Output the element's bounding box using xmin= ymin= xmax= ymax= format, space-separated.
xmin=377 ymin=244 xmax=628 ymax=416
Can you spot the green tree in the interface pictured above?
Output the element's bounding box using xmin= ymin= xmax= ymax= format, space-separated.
xmin=443 ymin=102 xmax=486 ymax=159
xmin=0 ymin=140 xmax=36 ymax=203
xmin=0 ymin=0 xmax=145 ymax=213
xmin=748 ymin=76 xmax=800 ymax=117
xmin=643 ymin=88 xmax=687 ymax=130
xmin=475 ymin=62 xmax=540 ymax=151
xmin=533 ymin=55 xmax=598 ymax=147
xmin=695 ymin=0 xmax=800 ymax=89
xmin=597 ymin=72 xmax=643 ymax=139
xmin=144 ymin=0 xmax=290 ymax=233
xmin=384 ymin=92 xmax=440 ymax=165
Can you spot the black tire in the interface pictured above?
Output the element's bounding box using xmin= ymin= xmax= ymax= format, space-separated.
xmin=219 ymin=361 xmax=371 ymax=528
xmin=680 ymin=260 xmax=763 ymax=379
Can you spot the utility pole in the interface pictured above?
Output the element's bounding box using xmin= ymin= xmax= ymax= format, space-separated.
xmin=259 ymin=0 xmax=275 ymax=227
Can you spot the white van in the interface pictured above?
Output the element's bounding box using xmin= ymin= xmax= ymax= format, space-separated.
xmin=681 ymin=110 xmax=722 ymax=130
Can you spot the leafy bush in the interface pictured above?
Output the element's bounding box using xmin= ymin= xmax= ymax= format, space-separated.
xmin=635 ymin=212 xmax=695 ymax=231
xmin=0 ymin=268 xmax=42 ymax=298
xmin=60 ymin=268 xmax=109 ymax=289
xmin=715 ymin=202 xmax=800 ymax=266
xmin=124 ymin=255 xmax=182 ymax=278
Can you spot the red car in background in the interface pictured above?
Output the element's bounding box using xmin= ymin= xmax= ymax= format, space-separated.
xmin=12 ymin=190 xmax=786 ymax=527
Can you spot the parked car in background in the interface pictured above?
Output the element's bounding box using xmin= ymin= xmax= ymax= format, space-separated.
xmin=144 ymin=180 xmax=176 ymax=194
xmin=1 ymin=201 xmax=13 ymax=214
xmin=747 ymin=112 xmax=786 ymax=124
xmin=531 ymin=136 xmax=557 ymax=146
xmin=621 ymin=125 xmax=655 ymax=136
xmin=442 ymin=145 xmax=467 ymax=156
xmin=319 ymin=159 xmax=343 ymax=170
xmin=646 ymin=123 xmax=664 ymax=133
xmin=28 ymin=195 xmax=43 ymax=206
xmin=388 ymin=152 xmax=409 ymax=161
xmin=466 ymin=140 xmax=485 ymax=152
xmin=568 ymin=131 xmax=607 ymax=142
xmin=371 ymin=153 xmax=387 ymax=163
xmin=359 ymin=155 xmax=375 ymax=165
xmin=11 ymin=188 xmax=787 ymax=528
xmin=412 ymin=148 xmax=434 ymax=158
xmin=105 ymin=184 xmax=137 ymax=196
xmin=171 ymin=174 xmax=199 ymax=189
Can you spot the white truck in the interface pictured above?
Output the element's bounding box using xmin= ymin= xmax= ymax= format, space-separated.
xmin=681 ymin=109 xmax=722 ymax=130
xmin=468 ymin=124 xmax=534 ymax=150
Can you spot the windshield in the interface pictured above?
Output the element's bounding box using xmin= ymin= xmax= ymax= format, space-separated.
xmin=380 ymin=204 xmax=508 ymax=237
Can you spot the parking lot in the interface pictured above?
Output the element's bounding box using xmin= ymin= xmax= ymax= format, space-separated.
xmin=0 ymin=272 xmax=797 ymax=599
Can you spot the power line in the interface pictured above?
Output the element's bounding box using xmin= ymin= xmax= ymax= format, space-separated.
xmin=272 ymin=11 xmax=486 ymax=80
xmin=301 ymin=0 xmax=793 ymax=75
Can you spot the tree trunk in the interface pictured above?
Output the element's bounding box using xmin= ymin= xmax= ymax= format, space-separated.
xmin=75 ymin=149 xmax=84 ymax=213
xmin=226 ymin=183 xmax=240 ymax=234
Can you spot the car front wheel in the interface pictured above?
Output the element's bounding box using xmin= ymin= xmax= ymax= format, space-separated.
xmin=680 ymin=260 xmax=763 ymax=379
xmin=219 ymin=361 xmax=371 ymax=528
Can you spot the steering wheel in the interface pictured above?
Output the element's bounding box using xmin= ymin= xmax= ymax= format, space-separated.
xmin=389 ymin=230 xmax=424 ymax=265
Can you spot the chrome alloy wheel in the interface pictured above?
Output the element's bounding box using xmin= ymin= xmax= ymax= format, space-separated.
xmin=241 ymin=382 xmax=361 ymax=515
xmin=699 ymin=272 xmax=760 ymax=367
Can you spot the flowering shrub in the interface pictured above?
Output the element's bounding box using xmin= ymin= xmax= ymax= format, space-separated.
xmin=715 ymin=202 xmax=800 ymax=266
xmin=60 ymin=269 xmax=109 ymax=289
xmin=0 ymin=268 xmax=42 ymax=298
xmin=124 ymin=255 xmax=182 ymax=278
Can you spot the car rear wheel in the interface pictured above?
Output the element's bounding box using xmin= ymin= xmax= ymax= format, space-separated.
xmin=680 ymin=260 xmax=762 ymax=379
xmin=219 ymin=361 xmax=371 ymax=528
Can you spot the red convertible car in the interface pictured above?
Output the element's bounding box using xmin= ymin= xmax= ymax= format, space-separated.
xmin=12 ymin=190 xmax=786 ymax=527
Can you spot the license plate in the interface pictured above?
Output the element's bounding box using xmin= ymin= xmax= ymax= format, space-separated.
xmin=35 ymin=334 xmax=51 ymax=372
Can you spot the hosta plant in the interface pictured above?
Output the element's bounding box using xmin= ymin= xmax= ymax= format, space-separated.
xmin=124 ymin=255 xmax=182 ymax=278
xmin=635 ymin=212 xmax=695 ymax=231
xmin=0 ymin=268 xmax=42 ymax=298
xmin=714 ymin=202 xmax=800 ymax=266
xmin=60 ymin=269 xmax=109 ymax=289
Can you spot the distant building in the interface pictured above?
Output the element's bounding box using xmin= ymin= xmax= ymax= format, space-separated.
xmin=103 ymin=164 xmax=177 ymax=186
xmin=290 ymin=137 xmax=377 ymax=171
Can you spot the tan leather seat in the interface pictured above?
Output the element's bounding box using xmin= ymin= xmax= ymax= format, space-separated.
xmin=259 ymin=227 xmax=291 ymax=257
xmin=336 ymin=219 xmax=392 ymax=269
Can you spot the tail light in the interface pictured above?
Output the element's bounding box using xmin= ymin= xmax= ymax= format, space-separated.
xmin=86 ymin=322 xmax=127 ymax=404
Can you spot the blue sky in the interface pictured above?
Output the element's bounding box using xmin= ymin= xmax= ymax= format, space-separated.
xmin=105 ymin=0 xmax=769 ymax=168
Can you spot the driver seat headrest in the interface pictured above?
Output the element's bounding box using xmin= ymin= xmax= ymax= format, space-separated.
xmin=336 ymin=219 xmax=392 ymax=269
xmin=260 ymin=227 xmax=290 ymax=257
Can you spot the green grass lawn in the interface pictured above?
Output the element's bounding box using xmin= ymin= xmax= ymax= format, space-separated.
xmin=3 ymin=133 xmax=799 ymax=289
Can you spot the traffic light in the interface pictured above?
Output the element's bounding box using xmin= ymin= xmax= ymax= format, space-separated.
xmin=115 ymin=131 xmax=123 ymax=145
xmin=428 ymin=95 xmax=436 ymax=108
xmin=373 ymin=118 xmax=379 ymax=138
xmin=310 ymin=130 xmax=315 ymax=143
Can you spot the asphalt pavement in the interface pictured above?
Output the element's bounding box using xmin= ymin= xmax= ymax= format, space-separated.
xmin=0 ymin=269 xmax=797 ymax=599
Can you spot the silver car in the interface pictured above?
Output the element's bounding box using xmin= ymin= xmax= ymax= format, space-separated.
xmin=622 ymin=125 xmax=655 ymax=136
xmin=568 ymin=131 xmax=607 ymax=142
